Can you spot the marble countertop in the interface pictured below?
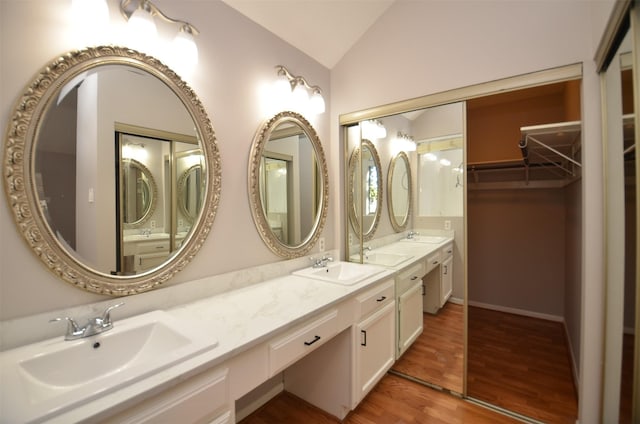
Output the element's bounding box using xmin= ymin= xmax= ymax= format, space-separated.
xmin=38 ymin=266 xmax=395 ymax=423
xmin=362 ymin=235 xmax=454 ymax=272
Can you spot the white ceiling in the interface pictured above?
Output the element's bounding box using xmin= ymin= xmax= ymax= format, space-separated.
xmin=220 ymin=0 xmax=396 ymax=69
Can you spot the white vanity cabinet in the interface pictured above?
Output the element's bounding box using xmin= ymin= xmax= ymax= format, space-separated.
xmin=123 ymin=238 xmax=170 ymax=272
xmin=440 ymin=243 xmax=454 ymax=307
xmin=102 ymin=366 xmax=232 ymax=424
xmin=396 ymin=262 xmax=425 ymax=358
xmin=353 ymin=279 xmax=396 ymax=407
xmin=423 ymin=243 xmax=454 ymax=314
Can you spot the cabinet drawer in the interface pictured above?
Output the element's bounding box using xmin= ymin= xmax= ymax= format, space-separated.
xmin=424 ymin=251 xmax=442 ymax=274
xmin=355 ymin=279 xmax=394 ymax=320
xmin=269 ymin=309 xmax=338 ymax=376
xmin=396 ymin=263 xmax=425 ymax=295
xmin=441 ymin=243 xmax=454 ymax=259
xmin=104 ymin=366 xmax=230 ymax=424
xmin=136 ymin=240 xmax=170 ymax=254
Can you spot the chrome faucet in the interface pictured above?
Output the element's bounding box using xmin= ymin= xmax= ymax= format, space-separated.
xmin=311 ymin=255 xmax=334 ymax=268
xmin=50 ymin=303 xmax=124 ymax=340
xmin=407 ymin=231 xmax=419 ymax=240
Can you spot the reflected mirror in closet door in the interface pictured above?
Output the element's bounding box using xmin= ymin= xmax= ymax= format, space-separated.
xmin=602 ymin=24 xmax=637 ymax=423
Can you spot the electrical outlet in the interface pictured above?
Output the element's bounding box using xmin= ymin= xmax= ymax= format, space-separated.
xmin=444 ymin=220 xmax=451 ymax=230
xmin=349 ymin=233 xmax=353 ymax=246
xmin=150 ymin=220 xmax=156 ymax=228
xmin=318 ymin=237 xmax=325 ymax=252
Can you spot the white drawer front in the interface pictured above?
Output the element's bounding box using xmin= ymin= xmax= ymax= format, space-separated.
xmin=441 ymin=243 xmax=454 ymax=259
xmin=269 ymin=309 xmax=338 ymax=376
xmin=425 ymin=251 xmax=442 ymax=274
xmin=356 ymin=279 xmax=394 ymax=320
xmin=136 ymin=240 xmax=170 ymax=254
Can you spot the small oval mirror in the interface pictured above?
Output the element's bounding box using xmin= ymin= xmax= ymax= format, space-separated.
xmin=348 ymin=139 xmax=382 ymax=241
xmin=121 ymin=159 xmax=157 ymax=226
xmin=249 ymin=111 xmax=328 ymax=258
xmin=387 ymin=151 xmax=411 ymax=232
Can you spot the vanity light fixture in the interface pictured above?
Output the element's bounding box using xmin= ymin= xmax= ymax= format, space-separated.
xmin=396 ymin=131 xmax=416 ymax=152
xmin=361 ymin=119 xmax=387 ymax=140
xmin=120 ymin=0 xmax=199 ymax=72
xmin=274 ymin=65 xmax=326 ymax=115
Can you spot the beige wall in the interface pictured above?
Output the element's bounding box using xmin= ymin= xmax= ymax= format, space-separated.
xmin=467 ymin=188 xmax=566 ymax=316
xmin=0 ymin=0 xmax=332 ymax=319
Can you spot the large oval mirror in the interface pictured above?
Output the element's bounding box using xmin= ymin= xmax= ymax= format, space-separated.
xmin=387 ymin=151 xmax=411 ymax=232
xmin=3 ymin=46 xmax=221 ymax=295
xmin=348 ymin=139 xmax=382 ymax=241
xmin=248 ymin=111 xmax=328 ymax=258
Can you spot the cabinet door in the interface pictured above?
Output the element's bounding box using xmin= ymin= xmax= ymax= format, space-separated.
xmin=440 ymin=256 xmax=453 ymax=307
xmin=355 ymin=301 xmax=395 ymax=405
xmin=398 ymin=281 xmax=424 ymax=358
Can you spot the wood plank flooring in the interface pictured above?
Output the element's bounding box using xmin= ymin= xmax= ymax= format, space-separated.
xmin=392 ymin=302 xmax=464 ymax=394
xmin=240 ymin=374 xmax=520 ymax=424
xmin=467 ymin=306 xmax=578 ymax=424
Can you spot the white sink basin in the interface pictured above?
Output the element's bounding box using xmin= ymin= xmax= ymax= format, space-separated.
xmin=293 ymin=261 xmax=384 ymax=285
xmin=0 ymin=310 xmax=218 ymax=423
xmin=400 ymin=235 xmax=448 ymax=244
xmin=362 ymin=252 xmax=414 ymax=267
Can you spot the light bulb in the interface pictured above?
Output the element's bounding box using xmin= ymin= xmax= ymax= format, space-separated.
xmin=170 ymin=27 xmax=199 ymax=76
xmin=376 ymin=121 xmax=387 ymax=139
xmin=273 ymin=71 xmax=292 ymax=111
xmin=425 ymin=153 xmax=438 ymax=162
xmin=310 ymin=90 xmax=325 ymax=114
xmin=440 ymin=158 xmax=451 ymax=166
xmin=128 ymin=6 xmax=157 ymax=54
xmin=71 ymin=0 xmax=110 ymax=45
xmin=292 ymin=80 xmax=309 ymax=113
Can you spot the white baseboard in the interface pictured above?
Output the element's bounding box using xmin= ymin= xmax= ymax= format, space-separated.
xmin=468 ymin=300 xmax=563 ymax=322
xmin=562 ymin=320 xmax=580 ymax=397
xmin=448 ymin=297 xmax=464 ymax=305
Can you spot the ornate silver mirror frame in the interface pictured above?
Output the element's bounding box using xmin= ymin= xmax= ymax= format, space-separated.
xmin=348 ymin=139 xmax=382 ymax=241
xmin=387 ymin=151 xmax=411 ymax=232
xmin=3 ymin=46 xmax=221 ymax=295
xmin=248 ymin=111 xmax=329 ymax=258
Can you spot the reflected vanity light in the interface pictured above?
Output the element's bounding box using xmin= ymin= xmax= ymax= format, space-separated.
xmin=396 ymin=131 xmax=416 ymax=152
xmin=424 ymin=152 xmax=438 ymax=162
xmin=122 ymin=143 xmax=148 ymax=162
xmin=362 ymin=119 xmax=387 ymax=140
xmin=274 ymin=65 xmax=326 ymax=115
xmin=119 ymin=0 xmax=199 ymax=73
xmin=439 ymin=158 xmax=452 ymax=167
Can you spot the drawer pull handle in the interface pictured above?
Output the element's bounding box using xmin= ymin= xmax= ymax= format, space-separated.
xmin=422 ymin=285 xmax=425 ymax=296
xmin=304 ymin=335 xmax=321 ymax=346
xmin=376 ymin=296 xmax=386 ymax=302
xmin=433 ymin=261 xmax=439 ymax=265
xmin=410 ymin=276 xmax=418 ymax=281
xmin=447 ymin=250 xmax=452 ymax=254
xmin=361 ymin=330 xmax=367 ymax=346
xmin=444 ymin=265 xmax=448 ymax=275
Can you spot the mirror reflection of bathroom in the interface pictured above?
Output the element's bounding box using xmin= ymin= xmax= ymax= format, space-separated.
xmin=345 ymin=102 xmax=466 ymax=395
xmin=116 ymin=129 xmax=202 ymax=275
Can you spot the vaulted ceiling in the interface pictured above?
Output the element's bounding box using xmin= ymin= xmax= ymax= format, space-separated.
xmin=220 ymin=0 xmax=396 ymax=69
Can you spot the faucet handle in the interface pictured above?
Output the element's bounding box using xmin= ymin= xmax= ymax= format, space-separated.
xmin=49 ymin=317 xmax=82 ymax=339
xmin=101 ymin=302 xmax=124 ymax=325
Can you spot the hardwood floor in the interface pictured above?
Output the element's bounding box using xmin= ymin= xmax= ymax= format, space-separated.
xmin=467 ymin=306 xmax=578 ymax=424
xmin=392 ymin=302 xmax=464 ymax=394
xmin=240 ymin=374 xmax=520 ymax=424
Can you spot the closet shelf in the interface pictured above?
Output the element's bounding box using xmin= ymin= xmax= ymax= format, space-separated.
xmin=467 ymin=121 xmax=582 ymax=190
